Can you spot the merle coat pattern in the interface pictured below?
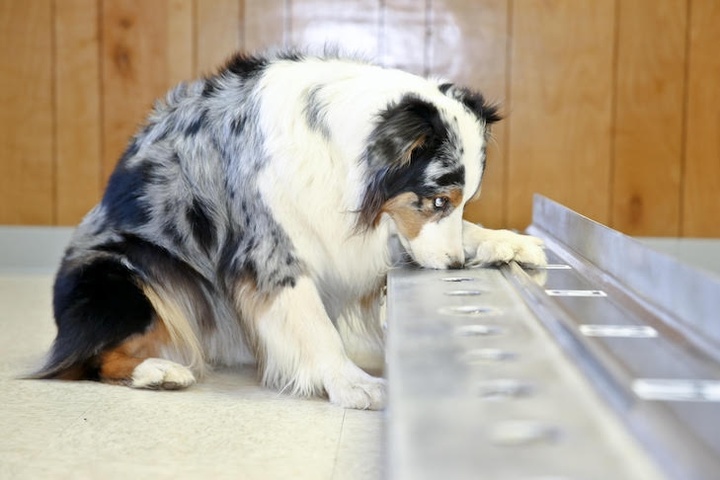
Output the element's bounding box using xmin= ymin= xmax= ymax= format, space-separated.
xmin=35 ymin=51 xmax=546 ymax=409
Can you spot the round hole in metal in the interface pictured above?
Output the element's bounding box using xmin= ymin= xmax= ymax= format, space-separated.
xmin=454 ymin=324 xmax=503 ymax=336
xmin=441 ymin=276 xmax=477 ymax=283
xmin=489 ymin=421 xmax=561 ymax=447
xmin=444 ymin=289 xmax=483 ymax=297
xmin=439 ymin=305 xmax=495 ymax=316
xmin=463 ymin=348 xmax=517 ymax=364
xmin=477 ymin=379 xmax=535 ymax=400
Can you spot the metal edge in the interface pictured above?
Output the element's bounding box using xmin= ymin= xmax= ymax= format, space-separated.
xmin=500 ymin=261 xmax=720 ymax=480
xmin=527 ymin=194 xmax=720 ymax=357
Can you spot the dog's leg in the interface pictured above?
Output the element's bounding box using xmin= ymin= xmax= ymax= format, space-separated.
xmin=462 ymin=221 xmax=547 ymax=267
xmin=250 ymin=277 xmax=386 ymax=410
xmin=99 ymin=320 xmax=197 ymax=390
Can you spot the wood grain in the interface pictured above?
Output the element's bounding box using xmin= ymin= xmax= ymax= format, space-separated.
xmin=507 ymin=1 xmax=616 ymax=230
xmin=195 ymin=0 xmax=242 ymax=76
xmin=101 ymin=0 xmax=171 ymax=183
xmin=683 ymin=0 xmax=720 ymax=237
xmin=611 ymin=0 xmax=687 ymax=236
xmin=429 ymin=0 xmax=509 ymax=228
xmin=54 ymin=0 xmax=102 ymax=225
xmin=2 ymin=0 xmax=719 ymax=236
xmin=245 ymin=0 xmax=287 ymax=51
xmin=0 ymin=0 xmax=54 ymax=225
xmin=167 ymin=0 xmax=195 ymax=84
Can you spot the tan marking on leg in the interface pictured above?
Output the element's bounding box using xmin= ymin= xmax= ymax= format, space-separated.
xmin=98 ymin=320 xmax=170 ymax=384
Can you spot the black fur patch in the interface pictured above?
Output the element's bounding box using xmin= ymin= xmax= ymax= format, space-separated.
xmin=366 ymin=95 xmax=445 ymax=169
xmin=217 ymin=229 xmax=301 ymax=293
xmin=225 ymin=53 xmax=269 ymax=80
xmin=231 ymin=115 xmax=245 ymax=135
xmin=439 ymin=83 xmax=502 ymax=125
xmin=186 ymin=199 xmax=216 ymax=253
xmin=202 ymin=79 xmax=219 ymax=98
xmin=102 ymin=159 xmax=152 ymax=228
xmin=435 ymin=165 xmax=465 ymax=187
xmin=163 ymin=220 xmax=185 ymax=247
xmin=184 ymin=109 xmax=208 ymax=137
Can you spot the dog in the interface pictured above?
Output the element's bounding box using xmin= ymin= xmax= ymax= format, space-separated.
xmin=33 ymin=50 xmax=546 ymax=409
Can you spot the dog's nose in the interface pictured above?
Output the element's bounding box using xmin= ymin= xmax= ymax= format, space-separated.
xmin=448 ymin=260 xmax=464 ymax=270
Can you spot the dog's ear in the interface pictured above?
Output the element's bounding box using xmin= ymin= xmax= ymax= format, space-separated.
xmin=368 ymin=95 xmax=444 ymax=169
xmin=439 ymin=83 xmax=502 ymax=125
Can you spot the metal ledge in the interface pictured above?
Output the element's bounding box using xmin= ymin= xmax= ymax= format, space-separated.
xmin=527 ymin=194 xmax=720 ymax=358
xmin=386 ymin=195 xmax=720 ymax=480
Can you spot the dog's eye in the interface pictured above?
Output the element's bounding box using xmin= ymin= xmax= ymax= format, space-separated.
xmin=433 ymin=196 xmax=449 ymax=210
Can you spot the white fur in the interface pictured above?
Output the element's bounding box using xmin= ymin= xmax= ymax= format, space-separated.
xmin=254 ymin=277 xmax=386 ymax=409
xmin=131 ymin=358 xmax=197 ymax=390
xmin=463 ymin=222 xmax=546 ymax=267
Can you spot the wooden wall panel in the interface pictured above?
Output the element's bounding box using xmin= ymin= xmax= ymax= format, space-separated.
xmin=291 ymin=0 xmax=381 ymax=60
xmin=101 ymin=0 xmax=195 ymax=183
xmin=167 ymin=0 xmax=195 ymax=84
xmin=430 ymin=0 xmax=509 ymax=228
xmin=55 ymin=0 xmax=102 ymax=225
xmin=1 ymin=0 xmax=719 ymax=235
xmin=0 ymin=0 xmax=54 ymax=225
xmin=611 ymin=0 xmax=687 ymax=236
xmin=683 ymin=0 xmax=720 ymax=237
xmin=245 ymin=0 xmax=287 ymax=51
xmin=507 ymin=1 xmax=615 ymax=230
xmin=102 ymin=0 xmax=166 ymax=181
xmin=195 ymin=0 xmax=242 ymax=76
xmin=382 ymin=0 xmax=426 ymax=74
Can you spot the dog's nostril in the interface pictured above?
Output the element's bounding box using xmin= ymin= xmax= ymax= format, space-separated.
xmin=448 ymin=261 xmax=464 ymax=270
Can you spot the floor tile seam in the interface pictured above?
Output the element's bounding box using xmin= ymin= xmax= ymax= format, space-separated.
xmin=330 ymin=408 xmax=347 ymax=480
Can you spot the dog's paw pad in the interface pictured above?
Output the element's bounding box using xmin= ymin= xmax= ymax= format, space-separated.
xmin=514 ymin=239 xmax=547 ymax=268
xmin=131 ymin=358 xmax=196 ymax=390
xmin=465 ymin=230 xmax=547 ymax=268
xmin=474 ymin=242 xmax=514 ymax=265
xmin=325 ymin=366 xmax=386 ymax=410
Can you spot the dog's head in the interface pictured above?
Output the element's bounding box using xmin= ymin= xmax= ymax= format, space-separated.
xmin=358 ymin=84 xmax=500 ymax=269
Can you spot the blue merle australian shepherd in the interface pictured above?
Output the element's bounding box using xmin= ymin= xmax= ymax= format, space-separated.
xmin=34 ymin=51 xmax=546 ymax=409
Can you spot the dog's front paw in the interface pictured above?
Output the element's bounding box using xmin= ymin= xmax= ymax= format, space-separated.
xmin=464 ymin=228 xmax=547 ymax=268
xmin=131 ymin=358 xmax=196 ymax=390
xmin=324 ymin=363 xmax=386 ymax=410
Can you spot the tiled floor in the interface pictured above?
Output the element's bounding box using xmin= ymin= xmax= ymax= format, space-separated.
xmin=0 ymin=274 xmax=384 ymax=480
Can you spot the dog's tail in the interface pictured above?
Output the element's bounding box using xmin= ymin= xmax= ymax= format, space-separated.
xmin=30 ymin=237 xmax=209 ymax=382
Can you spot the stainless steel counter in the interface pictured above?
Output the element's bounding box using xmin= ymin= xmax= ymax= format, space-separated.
xmin=386 ymin=195 xmax=720 ymax=480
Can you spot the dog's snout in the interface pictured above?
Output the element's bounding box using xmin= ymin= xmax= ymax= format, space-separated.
xmin=448 ymin=260 xmax=464 ymax=270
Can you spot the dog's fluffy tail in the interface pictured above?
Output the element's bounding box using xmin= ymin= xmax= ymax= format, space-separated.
xmin=31 ymin=236 xmax=209 ymax=382
xmin=30 ymin=251 xmax=158 ymax=380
